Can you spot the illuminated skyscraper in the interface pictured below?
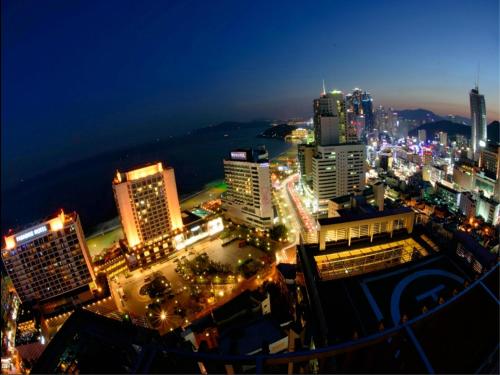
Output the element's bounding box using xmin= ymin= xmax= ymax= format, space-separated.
xmin=222 ymin=148 xmax=274 ymax=229
xmin=113 ymin=162 xmax=183 ymax=250
xmin=345 ymin=88 xmax=374 ymax=135
xmin=313 ymin=88 xmax=356 ymax=146
xmin=470 ymin=86 xmax=487 ymax=159
xmin=418 ymin=129 xmax=427 ymax=144
xmin=312 ymin=143 xmax=366 ymax=211
xmin=1 ymin=211 xmax=94 ymax=304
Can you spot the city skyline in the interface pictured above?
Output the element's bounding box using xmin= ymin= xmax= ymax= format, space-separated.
xmin=2 ymin=0 xmax=499 ymax=183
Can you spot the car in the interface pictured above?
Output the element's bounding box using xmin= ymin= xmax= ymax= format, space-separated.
xmin=144 ymin=276 xmax=152 ymax=283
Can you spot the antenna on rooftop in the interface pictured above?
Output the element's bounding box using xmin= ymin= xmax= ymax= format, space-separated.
xmin=475 ymin=62 xmax=480 ymax=90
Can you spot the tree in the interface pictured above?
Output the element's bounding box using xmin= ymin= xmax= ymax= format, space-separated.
xmin=269 ymin=224 xmax=288 ymax=241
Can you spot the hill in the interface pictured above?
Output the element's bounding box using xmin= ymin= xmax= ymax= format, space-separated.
xmin=397 ymin=108 xmax=442 ymax=123
xmin=396 ymin=108 xmax=470 ymax=125
xmin=409 ymin=120 xmax=499 ymax=144
xmin=257 ymin=123 xmax=296 ymax=139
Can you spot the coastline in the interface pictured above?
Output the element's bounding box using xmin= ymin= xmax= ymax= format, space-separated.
xmin=86 ymin=143 xmax=296 ymax=255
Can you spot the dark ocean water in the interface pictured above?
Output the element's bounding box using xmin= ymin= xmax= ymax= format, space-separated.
xmin=1 ymin=125 xmax=291 ymax=235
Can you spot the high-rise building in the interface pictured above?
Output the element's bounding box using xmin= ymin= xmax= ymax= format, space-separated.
xmin=313 ymin=89 xmax=356 ymax=146
xmin=345 ymin=88 xmax=374 ymax=135
xmin=1 ymin=211 xmax=94 ymax=304
xmin=418 ymin=129 xmax=427 ymax=144
xmin=298 ymin=143 xmax=315 ymax=186
xmin=222 ymin=148 xmax=274 ymax=229
xmin=479 ymin=143 xmax=499 ymax=179
xmin=312 ymin=143 xmax=366 ymax=210
xmin=439 ymin=132 xmax=448 ymax=147
xmin=470 ymin=86 xmax=487 ymax=159
xmin=113 ymin=162 xmax=183 ymax=250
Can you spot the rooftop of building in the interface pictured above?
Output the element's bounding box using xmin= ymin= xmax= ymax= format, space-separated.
xmin=113 ymin=162 xmax=173 ymax=184
xmin=435 ymin=180 xmax=462 ymax=194
xmin=315 ymin=142 xmax=364 ymax=151
xmin=181 ymin=210 xmax=204 ymax=226
xmin=226 ymin=147 xmax=269 ymax=163
xmin=2 ymin=210 xmax=78 ymax=251
xmin=298 ymin=234 xmax=499 ymax=373
xmin=218 ymin=315 xmax=287 ymax=356
xmin=319 ymin=206 xmax=412 ymax=226
xmin=32 ymin=308 xmax=200 ymax=374
xmin=330 ymin=187 xmax=375 ymax=205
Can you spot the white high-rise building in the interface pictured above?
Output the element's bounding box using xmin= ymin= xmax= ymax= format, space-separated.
xmin=312 ymin=144 xmax=366 ymax=211
xmin=222 ymin=148 xmax=274 ymax=229
xmin=470 ymin=86 xmax=487 ymax=160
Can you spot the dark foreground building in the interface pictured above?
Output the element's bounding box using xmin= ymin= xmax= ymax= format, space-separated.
xmin=32 ymin=261 xmax=498 ymax=374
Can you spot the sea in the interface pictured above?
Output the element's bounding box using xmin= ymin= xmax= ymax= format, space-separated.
xmin=1 ymin=124 xmax=292 ymax=235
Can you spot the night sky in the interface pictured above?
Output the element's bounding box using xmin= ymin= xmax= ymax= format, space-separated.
xmin=2 ymin=0 xmax=499 ymax=183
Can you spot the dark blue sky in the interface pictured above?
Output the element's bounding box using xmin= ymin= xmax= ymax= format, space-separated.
xmin=2 ymin=0 xmax=499 ymax=184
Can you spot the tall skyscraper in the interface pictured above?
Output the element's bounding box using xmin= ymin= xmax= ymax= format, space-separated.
xmin=222 ymin=148 xmax=274 ymax=229
xmin=345 ymin=88 xmax=374 ymax=135
xmin=439 ymin=131 xmax=448 ymax=146
xmin=418 ymin=129 xmax=427 ymax=144
xmin=298 ymin=143 xmax=315 ymax=186
xmin=470 ymin=86 xmax=487 ymax=159
xmin=313 ymin=89 xmax=356 ymax=146
xmin=1 ymin=211 xmax=94 ymax=304
xmin=312 ymin=144 xmax=366 ymax=211
xmin=113 ymin=162 xmax=183 ymax=251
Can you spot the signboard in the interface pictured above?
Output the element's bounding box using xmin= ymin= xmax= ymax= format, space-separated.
xmin=15 ymin=225 xmax=48 ymax=244
xmin=230 ymin=151 xmax=248 ymax=161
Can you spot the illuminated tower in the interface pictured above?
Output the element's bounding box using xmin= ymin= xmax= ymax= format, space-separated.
xmin=469 ymin=86 xmax=487 ymax=160
xmin=313 ymin=88 xmax=356 ymax=146
xmin=1 ymin=210 xmax=94 ymax=304
xmin=346 ymin=88 xmax=374 ymax=135
xmin=113 ymin=162 xmax=183 ymax=250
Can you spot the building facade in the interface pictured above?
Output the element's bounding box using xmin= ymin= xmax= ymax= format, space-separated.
xmin=345 ymin=88 xmax=374 ymax=135
xmin=469 ymin=86 xmax=487 ymax=159
xmin=297 ymin=143 xmax=315 ymax=186
xmin=479 ymin=144 xmax=499 ymax=180
xmin=222 ymin=148 xmax=274 ymax=229
xmin=113 ymin=162 xmax=183 ymax=249
xmin=313 ymin=90 xmax=357 ymax=146
xmin=418 ymin=129 xmax=427 ymax=144
xmin=312 ymin=144 xmax=366 ymax=210
xmin=1 ymin=211 xmax=94 ymax=304
xmin=317 ymin=207 xmax=415 ymax=251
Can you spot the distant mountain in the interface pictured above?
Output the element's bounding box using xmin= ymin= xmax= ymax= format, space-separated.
xmin=447 ymin=114 xmax=470 ymax=125
xmin=396 ymin=108 xmax=470 ymax=125
xmin=408 ymin=120 xmax=469 ymax=140
xmin=397 ymin=108 xmax=442 ymax=123
xmin=257 ymin=123 xmax=296 ymax=139
xmin=193 ymin=120 xmax=272 ymax=134
xmin=409 ymin=120 xmax=499 ymax=144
